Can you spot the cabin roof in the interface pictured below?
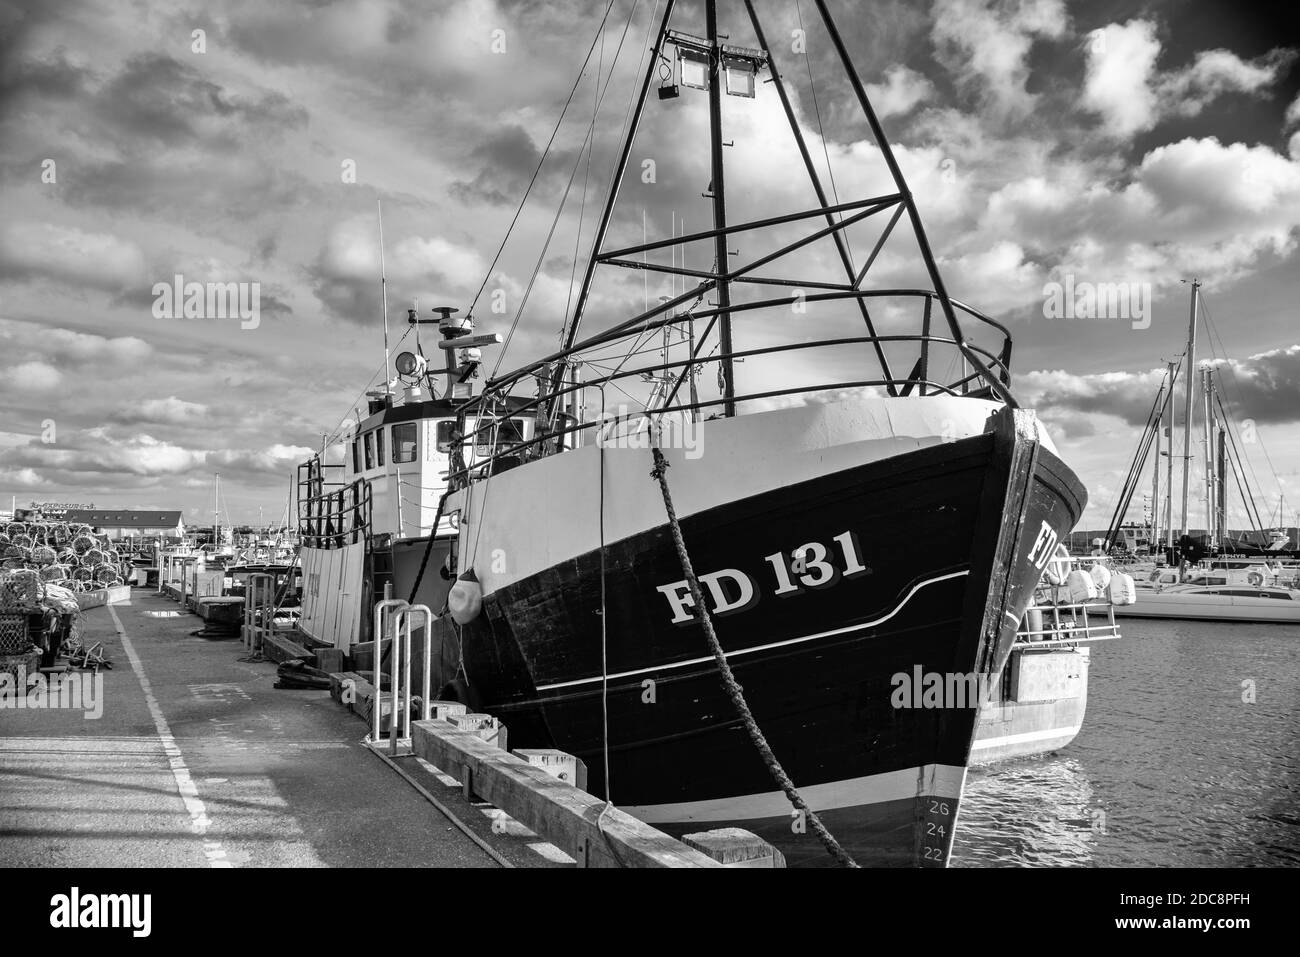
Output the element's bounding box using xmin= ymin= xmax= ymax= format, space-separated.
xmin=358 ymin=395 xmax=536 ymax=432
xmin=58 ymin=509 xmax=184 ymax=528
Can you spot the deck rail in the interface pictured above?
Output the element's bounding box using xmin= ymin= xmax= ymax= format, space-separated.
xmin=443 ymin=291 xmax=1015 ymax=486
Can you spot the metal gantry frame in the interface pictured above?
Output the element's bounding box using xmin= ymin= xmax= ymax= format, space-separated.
xmin=518 ymin=0 xmax=1018 ymax=432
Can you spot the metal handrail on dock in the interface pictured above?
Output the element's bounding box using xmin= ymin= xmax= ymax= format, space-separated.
xmin=348 ymin=603 xmax=784 ymax=867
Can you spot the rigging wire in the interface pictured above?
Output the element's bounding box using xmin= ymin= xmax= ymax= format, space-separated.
xmin=794 ymin=0 xmax=852 ymax=270
xmin=557 ymin=0 xmax=665 ymax=351
xmin=1100 ymin=362 xmax=1175 ymax=542
xmin=321 ymin=325 xmax=416 ymax=450
xmin=1196 ymin=289 xmax=1285 ymax=505
xmin=465 ymin=0 xmax=623 ymax=320
xmin=491 ymin=0 xmax=644 ymax=379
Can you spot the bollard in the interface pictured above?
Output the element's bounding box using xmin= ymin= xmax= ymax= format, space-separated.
xmin=450 ymin=713 xmax=507 ymax=751
xmin=513 ymin=749 xmax=588 ymax=792
xmin=682 ymin=828 xmax=786 ymax=868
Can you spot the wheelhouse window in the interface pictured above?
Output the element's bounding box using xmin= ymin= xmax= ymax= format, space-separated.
xmin=476 ymin=418 xmax=525 ymax=453
xmin=436 ymin=420 xmax=458 ymax=453
xmin=375 ymin=427 xmax=385 ymax=466
xmin=351 ymin=440 xmax=360 ymax=473
xmin=393 ymin=422 xmax=417 ymax=463
xmin=363 ymin=432 xmax=374 ymax=470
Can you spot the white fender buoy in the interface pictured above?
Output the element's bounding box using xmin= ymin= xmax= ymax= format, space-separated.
xmin=1089 ymin=563 xmax=1112 ymax=590
xmin=449 ymin=568 xmax=483 ymax=625
xmin=1066 ymin=568 xmax=1098 ymax=604
xmin=1109 ymin=573 xmax=1137 ymax=606
xmin=1045 ymin=543 xmax=1072 ymax=586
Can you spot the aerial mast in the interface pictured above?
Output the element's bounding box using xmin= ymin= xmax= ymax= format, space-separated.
xmin=1179 ymin=279 xmax=1200 ymax=542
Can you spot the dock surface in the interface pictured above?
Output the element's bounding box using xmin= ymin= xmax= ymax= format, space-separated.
xmin=0 ymin=593 xmax=499 ymax=868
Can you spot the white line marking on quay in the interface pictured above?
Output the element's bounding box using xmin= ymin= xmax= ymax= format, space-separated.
xmin=109 ymin=605 xmax=232 ymax=868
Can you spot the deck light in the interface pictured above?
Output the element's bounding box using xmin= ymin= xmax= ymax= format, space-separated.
xmin=395 ymin=351 xmax=424 ymax=376
xmin=679 ymin=48 xmax=709 ymax=90
xmin=724 ymin=55 xmax=755 ymax=97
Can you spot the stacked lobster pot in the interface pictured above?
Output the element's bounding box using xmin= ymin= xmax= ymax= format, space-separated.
xmin=0 ymin=567 xmax=82 ymax=677
xmin=0 ymin=520 xmax=131 ymax=590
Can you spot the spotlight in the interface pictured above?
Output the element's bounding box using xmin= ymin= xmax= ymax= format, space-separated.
xmin=395 ymin=351 xmax=424 ymax=376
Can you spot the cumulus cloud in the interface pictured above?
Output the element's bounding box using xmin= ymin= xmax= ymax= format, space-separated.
xmin=1082 ymin=21 xmax=1296 ymax=137
xmin=96 ymin=53 xmax=307 ymax=148
xmin=43 ymin=328 xmax=153 ymax=364
xmin=0 ymin=223 xmax=147 ymax=291
xmin=310 ymin=215 xmax=485 ymax=320
xmin=0 ymin=466 xmax=47 ymax=488
xmin=980 ymin=137 xmax=1300 ymax=293
xmin=3 ymin=430 xmax=315 ymax=484
xmin=1020 ymin=345 xmax=1300 ymax=427
xmin=864 ymin=65 xmax=935 ymax=118
xmin=110 ymin=396 xmax=209 ymax=426
xmin=931 ymin=0 xmax=1068 ymax=116
xmin=8 ymin=360 xmax=62 ymax=392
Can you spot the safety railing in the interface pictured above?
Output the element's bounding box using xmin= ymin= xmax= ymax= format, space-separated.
xmin=442 ymin=290 xmax=1016 ymax=487
xmin=1015 ymin=557 xmax=1131 ymax=646
xmin=296 ymin=458 xmax=372 ymax=549
xmin=365 ymin=598 xmax=435 ymax=753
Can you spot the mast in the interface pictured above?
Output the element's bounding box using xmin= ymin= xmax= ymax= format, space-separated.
xmin=378 ymin=200 xmax=391 ymax=395
xmin=1202 ymin=365 xmax=1215 ymax=549
xmin=706 ymin=0 xmax=736 ymax=417
xmin=1152 ymin=383 xmax=1161 ymax=548
xmin=1164 ymin=359 xmax=1176 ymax=555
xmin=1179 ymin=279 xmax=1200 ymax=541
xmin=1211 ymin=426 xmax=1222 ymax=546
xmin=214 ymin=471 xmax=220 ymax=545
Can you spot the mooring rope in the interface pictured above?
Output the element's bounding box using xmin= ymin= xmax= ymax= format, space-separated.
xmin=648 ymin=446 xmax=859 ymax=868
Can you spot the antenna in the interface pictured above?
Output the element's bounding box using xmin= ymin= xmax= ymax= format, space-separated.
xmin=378 ymin=200 xmax=391 ymax=394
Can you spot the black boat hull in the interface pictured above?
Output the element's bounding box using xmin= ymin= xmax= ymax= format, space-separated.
xmin=421 ymin=408 xmax=1086 ymax=866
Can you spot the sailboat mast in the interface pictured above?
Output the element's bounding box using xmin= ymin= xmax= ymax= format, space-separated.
xmin=1152 ymin=382 xmax=1161 ymax=548
xmin=214 ymin=471 xmax=220 ymax=545
xmin=706 ymin=0 xmax=736 ymax=417
xmin=1202 ymin=365 xmax=1215 ymax=549
xmin=1165 ymin=359 xmax=1176 ymax=554
xmin=1179 ymin=279 xmax=1200 ymax=540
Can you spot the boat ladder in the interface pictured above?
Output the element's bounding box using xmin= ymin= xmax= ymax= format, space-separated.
xmin=368 ymin=598 xmax=434 ymax=755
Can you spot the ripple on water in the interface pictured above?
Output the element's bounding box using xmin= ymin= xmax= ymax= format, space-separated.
xmin=954 ymin=619 xmax=1300 ymax=867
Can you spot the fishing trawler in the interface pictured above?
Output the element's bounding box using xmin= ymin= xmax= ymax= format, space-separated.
xmin=294 ymin=0 xmax=1090 ymax=866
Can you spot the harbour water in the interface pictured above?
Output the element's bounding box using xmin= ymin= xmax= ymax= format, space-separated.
xmin=955 ymin=619 xmax=1300 ymax=866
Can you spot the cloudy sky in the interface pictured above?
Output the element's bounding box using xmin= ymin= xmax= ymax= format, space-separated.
xmin=1 ymin=0 xmax=1298 ymax=532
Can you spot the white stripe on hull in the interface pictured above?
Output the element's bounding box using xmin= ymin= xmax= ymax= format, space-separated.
xmin=625 ymin=763 xmax=967 ymax=824
xmin=536 ymin=569 xmax=969 ymax=691
xmin=1115 ymin=593 xmax=1300 ymax=623
xmin=972 ymin=724 xmax=1082 ymax=751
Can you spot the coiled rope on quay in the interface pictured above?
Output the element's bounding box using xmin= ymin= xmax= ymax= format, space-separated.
xmin=648 ymin=446 xmax=859 ymax=869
